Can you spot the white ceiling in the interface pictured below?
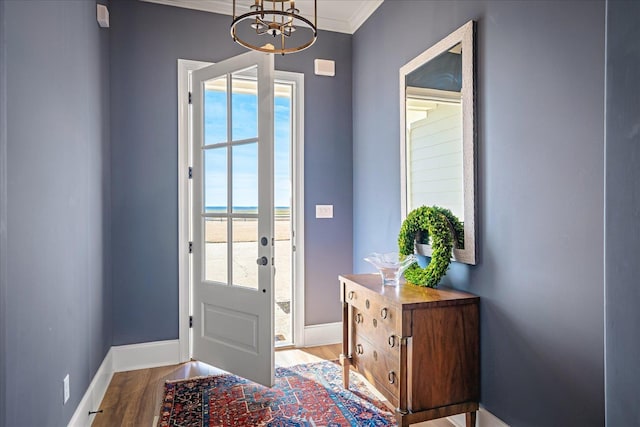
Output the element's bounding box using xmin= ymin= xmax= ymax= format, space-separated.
xmin=140 ymin=0 xmax=384 ymax=34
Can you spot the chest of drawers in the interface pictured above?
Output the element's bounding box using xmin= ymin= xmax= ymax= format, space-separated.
xmin=339 ymin=274 xmax=479 ymax=427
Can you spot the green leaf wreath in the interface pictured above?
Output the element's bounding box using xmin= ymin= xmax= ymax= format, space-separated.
xmin=398 ymin=206 xmax=464 ymax=288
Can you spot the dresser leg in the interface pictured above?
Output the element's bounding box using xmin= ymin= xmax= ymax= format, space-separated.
xmin=466 ymin=411 xmax=477 ymax=427
xmin=395 ymin=412 xmax=410 ymax=427
xmin=339 ymin=354 xmax=350 ymax=389
xmin=341 ymin=296 xmax=351 ymax=389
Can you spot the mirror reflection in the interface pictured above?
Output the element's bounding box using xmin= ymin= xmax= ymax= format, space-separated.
xmin=400 ymin=21 xmax=476 ymax=265
xmin=406 ymin=42 xmax=464 ymax=228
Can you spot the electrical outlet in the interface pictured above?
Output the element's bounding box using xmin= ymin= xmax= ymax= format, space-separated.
xmin=63 ymin=374 xmax=70 ymax=404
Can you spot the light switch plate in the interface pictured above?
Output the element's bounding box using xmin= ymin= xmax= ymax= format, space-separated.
xmin=315 ymin=204 xmax=333 ymax=218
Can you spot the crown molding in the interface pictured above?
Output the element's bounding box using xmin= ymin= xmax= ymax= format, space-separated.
xmin=347 ymin=0 xmax=383 ymax=34
xmin=140 ymin=0 xmax=234 ymax=16
xmin=139 ymin=0 xmax=383 ymax=34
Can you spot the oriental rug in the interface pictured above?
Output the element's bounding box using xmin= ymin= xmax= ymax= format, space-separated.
xmin=157 ymin=361 xmax=396 ymax=426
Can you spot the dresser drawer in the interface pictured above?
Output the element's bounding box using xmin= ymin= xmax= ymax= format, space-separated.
xmin=351 ymin=333 xmax=401 ymax=403
xmin=352 ymin=307 xmax=402 ymax=356
xmin=344 ymin=281 xmax=401 ymax=333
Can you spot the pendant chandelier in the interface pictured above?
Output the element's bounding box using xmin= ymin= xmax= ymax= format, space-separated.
xmin=231 ymin=0 xmax=318 ymax=55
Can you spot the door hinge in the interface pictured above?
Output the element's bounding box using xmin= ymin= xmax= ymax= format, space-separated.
xmin=188 ymin=166 xmax=193 ymax=179
xmin=188 ymin=91 xmax=192 ymax=104
xmin=188 ymin=241 xmax=193 ymax=253
xmin=189 ymin=316 xmax=193 ymax=328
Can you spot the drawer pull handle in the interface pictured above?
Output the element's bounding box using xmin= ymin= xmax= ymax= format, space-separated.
xmin=380 ymin=307 xmax=389 ymax=319
xmin=348 ymin=291 xmax=355 ymax=300
xmin=388 ymin=335 xmax=396 ymax=348
xmin=356 ymin=344 xmax=364 ymax=355
xmin=355 ymin=313 xmax=363 ymax=324
xmin=388 ymin=371 xmax=396 ymax=384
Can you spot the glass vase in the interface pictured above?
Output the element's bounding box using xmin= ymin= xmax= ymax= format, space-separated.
xmin=363 ymin=252 xmax=417 ymax=287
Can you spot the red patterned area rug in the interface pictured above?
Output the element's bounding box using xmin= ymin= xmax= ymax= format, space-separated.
xmin=157 ymin=361 xmax=396 ymax=426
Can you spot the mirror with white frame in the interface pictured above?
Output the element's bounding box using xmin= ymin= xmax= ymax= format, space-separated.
xmin=400 ymin=21 xmax=477 ymax=265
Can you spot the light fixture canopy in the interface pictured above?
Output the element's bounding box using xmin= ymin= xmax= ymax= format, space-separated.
xmin=231 ymin=0 xmax=318 ymax=55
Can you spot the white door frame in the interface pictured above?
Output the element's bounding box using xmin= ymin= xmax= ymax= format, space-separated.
xmin=177 ymin=59 xmax=305 ymax=362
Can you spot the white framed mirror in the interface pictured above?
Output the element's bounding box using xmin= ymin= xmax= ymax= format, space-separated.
xmin=400 ymin=20 xmax=477 ymax=265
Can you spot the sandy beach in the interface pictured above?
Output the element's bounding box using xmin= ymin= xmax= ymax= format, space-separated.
xmin=205 ymin=218 xmax=291 ymax=243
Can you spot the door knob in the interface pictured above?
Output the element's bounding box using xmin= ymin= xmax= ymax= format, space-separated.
xmin=256 ymin=256 xmax=268 ymax=266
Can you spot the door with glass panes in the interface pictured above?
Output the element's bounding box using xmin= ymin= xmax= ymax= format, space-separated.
xmin=191 ymin=51 xmax=275 ymax=387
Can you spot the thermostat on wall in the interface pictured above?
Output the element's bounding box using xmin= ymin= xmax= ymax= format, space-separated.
xmin=314 ymin=59 xmax=335 ymax=77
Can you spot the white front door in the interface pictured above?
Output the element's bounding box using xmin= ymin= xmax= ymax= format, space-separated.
xmin=191 ymin=51 xmax=275 ymax=387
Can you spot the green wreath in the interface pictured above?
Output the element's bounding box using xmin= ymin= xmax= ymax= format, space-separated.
xmin=398 ymin=206 xmax=464 ymax=288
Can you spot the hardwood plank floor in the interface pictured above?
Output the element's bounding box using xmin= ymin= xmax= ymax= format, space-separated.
xmin=93 ymin=344 xmax=453 ymax=427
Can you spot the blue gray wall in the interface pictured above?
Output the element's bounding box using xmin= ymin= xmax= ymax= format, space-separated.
xmin=0 ymin=0 xmax=8 ymax=425
xmin=353 ymin=1 xmax=605 ymax=425
xmin=605 ymin=1 xmax=640 ymax=425
xmin=1 ymin=1 xmax=111 ymax=426
xmin=109 ymin=0 xmax=352 ymax=344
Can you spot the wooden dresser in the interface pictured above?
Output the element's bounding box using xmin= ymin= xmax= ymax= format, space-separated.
xmin=339 ymin=274 xmax=479 ymax=427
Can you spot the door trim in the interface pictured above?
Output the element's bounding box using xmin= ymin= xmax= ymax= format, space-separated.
xmin=177 ymin=59 xmax=305 ymax=362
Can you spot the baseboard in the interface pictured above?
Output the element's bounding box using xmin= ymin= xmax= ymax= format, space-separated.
xmin=68 ymin=349 xmax=114 ymax=427
xmin=68 ymin=340 xmax=182 ymax=427
xmin=447 ymin=406 xmax=509 ymax=427
xmin=303 ymin=322 xmax=342 ymax=347
xmin=111 ymin=339 xmax=181 ymax=372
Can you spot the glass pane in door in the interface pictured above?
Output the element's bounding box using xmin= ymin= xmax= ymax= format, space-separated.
xmin=204 ymin=147 xmax=227 ymax=213
xmin=231 ymin=218 xmax=258 ymax=290
xmin=232 ymin=143 xmax=258 ymax=213
xmin=204 ymin=76 xmax=228 ymax=145
xmin=205 ymin=217 xmax=227 ymax=284
xmin=231 ymin=69 xmax=258 ymax=141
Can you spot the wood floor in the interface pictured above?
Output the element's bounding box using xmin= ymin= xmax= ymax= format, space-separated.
xmin=93 ymin=344 xmax=453 ymax=427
